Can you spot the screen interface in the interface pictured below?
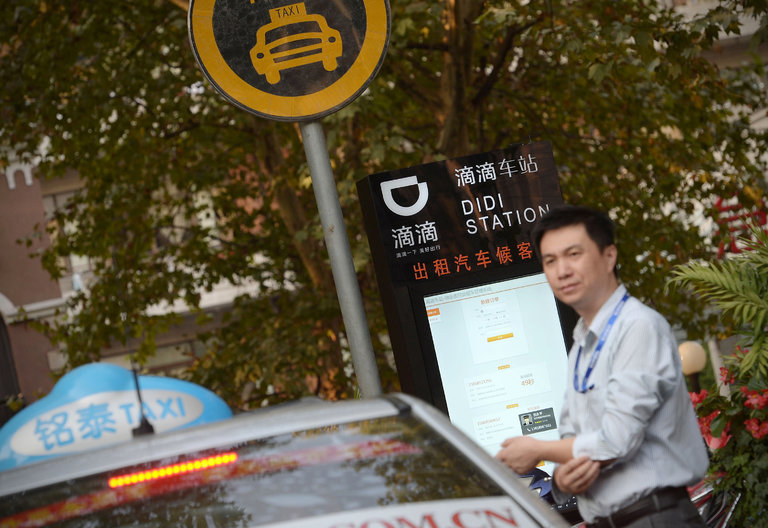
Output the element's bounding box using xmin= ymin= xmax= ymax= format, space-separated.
xmin=424 ymin=272 xmax=569 ymax=475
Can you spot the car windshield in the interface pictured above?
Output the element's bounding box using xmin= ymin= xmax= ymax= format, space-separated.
xmin=0 ymin=415 xmax=506 ymax=527
xmin=266 ymin=21 xmax=323 ymax=44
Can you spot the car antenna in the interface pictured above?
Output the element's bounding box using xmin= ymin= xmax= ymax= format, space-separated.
xmin=112 ymin=241 xmax=155 ymax=437
xmin=130 ymin=358 xmax=155 ymax=437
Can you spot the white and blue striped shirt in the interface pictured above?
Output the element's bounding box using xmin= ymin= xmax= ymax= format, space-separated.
xmin=557 ymin=285 xmax=709 ymax=522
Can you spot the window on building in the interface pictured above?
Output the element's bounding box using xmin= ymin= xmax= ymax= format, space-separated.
xmin=42 ymin=190 xmax=92 ymax=294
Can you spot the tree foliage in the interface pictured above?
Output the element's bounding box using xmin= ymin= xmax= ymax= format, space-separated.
xmin=1 ymin=0 xmax=767 ymax=408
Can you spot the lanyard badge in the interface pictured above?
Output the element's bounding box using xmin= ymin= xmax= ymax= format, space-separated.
xmin=573 ymin=292 xmax=630 ymax=393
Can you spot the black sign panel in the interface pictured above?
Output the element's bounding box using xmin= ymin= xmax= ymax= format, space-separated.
xmin=360 ymin=141 xmax=563 ymax=285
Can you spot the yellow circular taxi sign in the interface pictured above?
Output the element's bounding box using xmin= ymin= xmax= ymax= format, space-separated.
xmin=188 ymin=0 xmax=390 ymax=122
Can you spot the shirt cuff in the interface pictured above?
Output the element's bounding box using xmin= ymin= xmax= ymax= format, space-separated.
xmin=572 ymin=431 xmax=612 ymax=461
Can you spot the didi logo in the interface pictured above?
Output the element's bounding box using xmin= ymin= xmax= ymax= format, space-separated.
xmin=380 ymin=176 xmax=429 ymax=217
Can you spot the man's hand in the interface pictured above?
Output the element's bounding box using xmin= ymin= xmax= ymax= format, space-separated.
xmin=494 ymin=436 xmax=544 ymax=474
xmin=553 ymin=455 xmax=600 ymax=495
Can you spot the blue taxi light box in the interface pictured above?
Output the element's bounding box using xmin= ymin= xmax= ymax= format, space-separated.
xmin=0 ymin=363 xmax=232 ymax=471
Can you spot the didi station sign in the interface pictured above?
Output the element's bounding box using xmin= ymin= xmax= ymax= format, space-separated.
xmin=357 ymin=141 xmax=576 ymax=471
xmin=359 ymin=141 xmax=565 ymax=284
xmin=188 ymin=0 xmax=390 ymax=121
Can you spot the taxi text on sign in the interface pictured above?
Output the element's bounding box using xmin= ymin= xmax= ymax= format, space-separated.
xmin=188 ymin=0 xmax=391 ymax=121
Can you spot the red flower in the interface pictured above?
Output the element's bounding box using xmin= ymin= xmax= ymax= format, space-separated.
xmin=706 ymin=430 xmax=732 ymax=449
xmin=698 ymin=410 xmax=731 ymax=449
xmin=744 ymin=418 xmax=768 ymax=440
xmin=719 ymin=367 xmax=735 ymax=385
xmin=734 ymin=346 xmax=749 ymax=357
xmin=743 ymin=390 xmax=768 ymax=410
xmin=698 ymin=410 xmax=717 ymax=429
xmin=689 ymin=390 xmax=708 ymax=407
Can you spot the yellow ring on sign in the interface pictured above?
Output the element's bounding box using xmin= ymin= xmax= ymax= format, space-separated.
xmin=189 ymin=0 xmax=389 ymax=121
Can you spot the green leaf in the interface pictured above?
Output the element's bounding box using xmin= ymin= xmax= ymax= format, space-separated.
xmin=710 ymin=413 xmax=729 ymax=437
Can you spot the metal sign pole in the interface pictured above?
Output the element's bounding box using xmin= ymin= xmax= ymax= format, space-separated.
xmin=300 ymin=120 xmax=382 ymax=397
xmin=188 ymin=0 xmax=390 ymax=399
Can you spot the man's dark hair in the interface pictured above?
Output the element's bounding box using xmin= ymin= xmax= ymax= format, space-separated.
xmin=532 ymin=204 xmax=618 ymax=275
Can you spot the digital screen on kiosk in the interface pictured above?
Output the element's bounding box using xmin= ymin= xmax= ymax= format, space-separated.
xmin=422 ymin=272 xmax=568 ymax=474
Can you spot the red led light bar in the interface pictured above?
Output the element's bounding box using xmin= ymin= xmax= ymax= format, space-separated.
xmin=108 ymin=452 xmax=238 ymax=488
xmin=2 ymin=440 xmax=420 ymax=527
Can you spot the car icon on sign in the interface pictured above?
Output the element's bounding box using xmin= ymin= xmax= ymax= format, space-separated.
xmin=250 ymin=2 xmax=342 ymax=85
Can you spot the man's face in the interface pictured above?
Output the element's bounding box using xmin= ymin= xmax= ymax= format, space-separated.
xmin=539 ymin=223 xmax=618 ymax=321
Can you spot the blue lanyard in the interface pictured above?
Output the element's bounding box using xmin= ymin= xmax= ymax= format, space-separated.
xmin=573 ymin=292 xmax=630 ymax=393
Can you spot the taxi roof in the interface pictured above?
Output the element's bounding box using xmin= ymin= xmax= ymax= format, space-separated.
xmin=0 ymin=393 xmax=570 ymax=528
xmin=0 ymin=395 xmax=396 ymax=496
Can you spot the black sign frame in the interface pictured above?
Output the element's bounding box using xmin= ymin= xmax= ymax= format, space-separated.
xmin=357 ymin=141 xmax=577 ymax=408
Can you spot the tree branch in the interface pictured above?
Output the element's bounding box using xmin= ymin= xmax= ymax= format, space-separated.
xmin=167 ymin=0 xmax=189 ymax=11
xmin=471 ymin=17 xmax=543 ymax=107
